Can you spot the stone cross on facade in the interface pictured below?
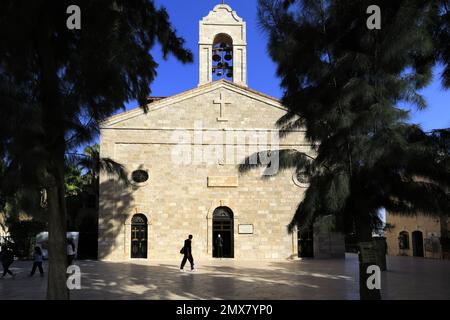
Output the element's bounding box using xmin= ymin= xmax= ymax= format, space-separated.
xmin=214 ymin=92 xmax=230 ymax=122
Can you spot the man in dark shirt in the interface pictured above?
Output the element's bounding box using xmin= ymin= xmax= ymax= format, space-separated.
xmin=216 ymin=234 xmax=224 ymax=258
xmin=180 ymin=235 xmax=195 ymax=271
xmin=1 ymin=246 xmax=15 ymax=278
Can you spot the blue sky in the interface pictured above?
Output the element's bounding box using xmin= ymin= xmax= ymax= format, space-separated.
xmin=119 ymin=0 xmax=450 ymax=132
xmin=124 ymin=0 xmax=282 ymax=108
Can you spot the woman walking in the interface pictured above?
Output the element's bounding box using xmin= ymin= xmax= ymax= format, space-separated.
xmin=30 ymin=246 xmax=44 ymax=277
xmin=67 ymin=239 xmax=76 ymax=265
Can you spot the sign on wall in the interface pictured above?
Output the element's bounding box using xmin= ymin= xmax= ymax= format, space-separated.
xmin=359 ymin=242 xmax=378 ymax=264
xmin=238 ymin=224 xmax=254 ymax=234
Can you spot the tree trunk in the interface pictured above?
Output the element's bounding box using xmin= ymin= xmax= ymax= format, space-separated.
xmin=36 ymin=6 xmax=69 ymax=300
xmin=355 ymin=214 xmax=381 ymax=300
xmin=46 ymin=168 xmax=69 ymax=300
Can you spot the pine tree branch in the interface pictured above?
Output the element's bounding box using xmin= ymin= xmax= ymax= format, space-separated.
xmin=319 ymin=0 xmax=353 ymax=178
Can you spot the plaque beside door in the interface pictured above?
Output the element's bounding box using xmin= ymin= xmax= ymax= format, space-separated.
xmin=238 ymin=224 xmax=253 ymax=234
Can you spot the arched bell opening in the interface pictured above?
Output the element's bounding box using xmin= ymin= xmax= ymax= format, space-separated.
xmin=212 ymin=33 xmax=233 ymax=81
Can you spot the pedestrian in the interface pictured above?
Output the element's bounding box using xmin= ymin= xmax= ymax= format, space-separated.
xmin=67 ymin=239 xmax=76 ymax=266
xmin=30 ymin=246 xmax=44 ymax=277
xmin=215 ymin=234 xmax=224 ymax=259
xmin=0 ymin=246 xmax=15 ymax=279
xmin=180 ymin=235 xmax=195 ymax=271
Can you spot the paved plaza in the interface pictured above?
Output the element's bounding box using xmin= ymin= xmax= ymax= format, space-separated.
xmin=1 ymin=254 xmax=449 ymax=300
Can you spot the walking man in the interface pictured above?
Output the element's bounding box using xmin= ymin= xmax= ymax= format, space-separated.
xmin=180 ymin=235 xmax=195 ymax=271
xmin=216 ymin=234 xmax=224 ymax=259
xmin=0 ymin=246 xmax=15 ymax=279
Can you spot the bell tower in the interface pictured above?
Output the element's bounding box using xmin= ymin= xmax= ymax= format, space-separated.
xmin=198 ymin=3 xmax=247 ymax=87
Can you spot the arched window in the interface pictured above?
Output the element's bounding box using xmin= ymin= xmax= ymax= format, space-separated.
xmin=131 ymin=214 xmax=147 ymax=225
xmin=212 ymin=33 xmax=233 ymax=81
xmin=131 ymin=214 xmax=148 ymax=259
xmin=213 ymin=206 xmax=233 ymax=220
xmin=398 ymin=231 xmax=409 ymax=250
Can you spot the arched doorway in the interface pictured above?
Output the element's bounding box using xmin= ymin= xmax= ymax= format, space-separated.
xmin=298 ymin=228 xmax=314 ymax=258
xmin=131 ymin=214 xmax=148 ymax=259
xmin=212 ymin=207 xmax=234 ymax=258
xmin=412 ymin=230 xmax=424 ymax=257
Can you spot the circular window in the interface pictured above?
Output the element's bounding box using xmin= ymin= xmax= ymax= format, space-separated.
xmin=293 ymin=171 xmax=309 ymax=188
xmin=131 ymin=170 xmax=149 ymax=184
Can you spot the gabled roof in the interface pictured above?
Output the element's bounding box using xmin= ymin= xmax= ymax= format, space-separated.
xmin=100 ymin=80 xmax=285 ymax=128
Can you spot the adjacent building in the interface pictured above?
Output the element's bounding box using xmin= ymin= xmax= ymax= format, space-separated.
xmin=385 ymin=211 xmax=450 ymax=259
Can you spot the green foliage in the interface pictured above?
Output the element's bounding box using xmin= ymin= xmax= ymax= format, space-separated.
xmin=257 ymin=0 xmax=450 ymax=238
xmin=71 ymin=143 xmax=129 ymax=187
xmin=64 ymin=165 xmax=84 ymax=197
xmin=0 ymin=0 xmax=193 ymax=193
xmin=0 ymin=1 xmax=192 ymax=298
xmin=435 ymin=1 xmax=450 ymax=87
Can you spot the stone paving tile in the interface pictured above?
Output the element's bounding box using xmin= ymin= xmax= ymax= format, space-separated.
xmin=1 ymin=254 xmax=449 ymax=300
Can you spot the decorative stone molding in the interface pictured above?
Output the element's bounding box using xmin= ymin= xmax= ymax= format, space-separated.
xmin=292 ymin=172 xmax=309 ymax=188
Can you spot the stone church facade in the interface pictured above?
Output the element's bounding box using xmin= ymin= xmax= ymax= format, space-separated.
xmin=98 ymin=4 xmax=312 ymax=261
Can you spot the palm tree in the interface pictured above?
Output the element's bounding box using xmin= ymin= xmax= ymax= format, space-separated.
xmin=76 ymin=144 xmax=128 ymax=190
